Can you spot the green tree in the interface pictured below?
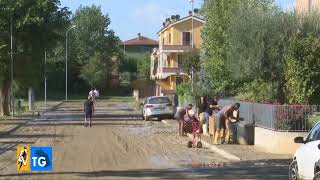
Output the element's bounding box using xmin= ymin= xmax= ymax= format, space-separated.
xmin=285 ymin=35 xmax=320 ymax=104
xmin=182 ymin=48 xmax=200 ymax=75
xmin=69 ymin=5 xmax=120 ymax=89
xmin=137 ymin=53 xmax=151 ymax=80
xmin=201 ymin=0 xmax=241 ymax=95
xmin=79 ymin=53 xmax=106 ymax=87
xmin=227 ymin=1 xmax=297 ymax=102
xmin=0 ymin=0 xmax=70 ymax=115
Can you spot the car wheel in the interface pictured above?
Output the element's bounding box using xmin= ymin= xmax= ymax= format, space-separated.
xmin=289 ymin=160 xmax=299 ymax=180
xmin=314 ymin=171 xmax=320 ymax=180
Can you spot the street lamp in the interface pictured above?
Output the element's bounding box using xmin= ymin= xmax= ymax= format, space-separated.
xmin=10 ymin=17 xmax=14 ymax=117
xmin=189 ymin=0 xmax=194 ymax=49
xmin=65 ymin=25 xmax=76 ymax=101
xmin=189 ymin=0 xmax=195 ymax=93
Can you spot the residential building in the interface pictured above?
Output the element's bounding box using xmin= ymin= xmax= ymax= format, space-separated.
xmin=296 ymin=0 xmax=320 ymax=13
xmin=150 ymin=10 xmax=205 ymax=96
xmin=123 ymin=33 xmax=158 ymax=55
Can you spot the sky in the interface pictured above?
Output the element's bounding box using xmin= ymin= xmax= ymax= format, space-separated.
xmin=60 ymin=0 xmax=296 ymax=41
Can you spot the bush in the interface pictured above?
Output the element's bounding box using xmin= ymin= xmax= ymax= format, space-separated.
xmin=236 ymin=79 xmax=277 ymax=103
xmin=285 ymin=34 xmax=320 ymax=104
xmin=308 ymin=112 xmax=320 ymax=128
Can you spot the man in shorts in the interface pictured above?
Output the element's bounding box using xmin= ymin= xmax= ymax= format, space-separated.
xmin=214 ymin=103 xmax=240 ymax=144
xmin=83 ymin=96 xmax=94 ymax=127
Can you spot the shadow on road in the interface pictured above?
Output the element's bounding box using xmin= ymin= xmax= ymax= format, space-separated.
xmin=0 ymin=161 xmax=289 ymax=180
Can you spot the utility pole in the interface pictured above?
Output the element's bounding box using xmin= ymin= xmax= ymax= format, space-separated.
xmin=44 ymin=49 xmax=47 ymax=105
xmin=10 ymin=17 xmax=14 ymax=117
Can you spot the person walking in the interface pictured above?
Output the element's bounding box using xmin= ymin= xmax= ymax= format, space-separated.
xmin=89 ymin=88 xmax=95 ymax=101
xmin=83 ymin=96 xmax=94 ymax=127
xmin=93 ymin=88 xmax=99 ymax=98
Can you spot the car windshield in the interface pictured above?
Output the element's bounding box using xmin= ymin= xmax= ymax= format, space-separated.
xmin=148 ymin=97 xmax=170 ymax=104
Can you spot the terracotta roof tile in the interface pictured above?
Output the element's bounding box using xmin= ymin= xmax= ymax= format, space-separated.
xmin=123 ymin=35 xmax=158 ymax=46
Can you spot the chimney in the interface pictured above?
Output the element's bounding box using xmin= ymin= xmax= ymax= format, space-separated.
xmin=165 ymin=18 xmax=171 ymax=26
xmin=171 ymin=15 xmax=176 ymax=22
xmin=137 ymin=33 xmax=141 ymax=40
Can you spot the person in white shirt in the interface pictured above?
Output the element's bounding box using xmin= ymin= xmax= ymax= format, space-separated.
xmin=89 ymin=88 xmax=95 ymax=100
xmin=94 ymin=88 xmax=99 ymax=98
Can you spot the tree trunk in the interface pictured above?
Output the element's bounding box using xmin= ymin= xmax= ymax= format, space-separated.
xmin=0 ymin=79 xmax=10 ymax=116
xmin=28 ymin=87 xmax=34 ymax=110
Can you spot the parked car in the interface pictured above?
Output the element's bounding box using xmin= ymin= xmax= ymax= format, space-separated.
xmin=142 ymin=96 xmax=174 ymax=121
xmin=289 ymin=121 xmax=320 ymax=180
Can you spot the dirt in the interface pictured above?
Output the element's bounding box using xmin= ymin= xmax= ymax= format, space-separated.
xmin=0 ymin=100 xmax=229 ymax=180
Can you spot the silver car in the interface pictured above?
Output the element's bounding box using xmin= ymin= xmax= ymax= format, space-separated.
xmin=142 ymin=96 xmax=174 ymax=121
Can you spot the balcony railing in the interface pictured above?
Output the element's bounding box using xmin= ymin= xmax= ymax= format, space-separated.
xmin=162 ymin=67 xmax=184 ymax=74
xmin=161 ymin=45 xmax=192 ymax=51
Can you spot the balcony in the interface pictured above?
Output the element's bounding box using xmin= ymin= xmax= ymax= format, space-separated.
xmin=161 ymin=45 xmax=191 ymax=51
xmin=162 ymin=67 xmax=184 ymax=74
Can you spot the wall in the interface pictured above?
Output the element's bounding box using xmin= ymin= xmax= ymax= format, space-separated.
xmin=172 ymin=19 xmax=203 ymax=48
xmin=296 ymin=0 xmax=320 ymax=13
xmin=159 ymin=18 xmax=204 ymax=47
xmin=255 ymin=127 xmax=309 ymax=154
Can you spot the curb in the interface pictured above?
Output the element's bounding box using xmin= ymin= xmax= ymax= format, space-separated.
xmin=162 ymin=119 xmax=241 ymax=161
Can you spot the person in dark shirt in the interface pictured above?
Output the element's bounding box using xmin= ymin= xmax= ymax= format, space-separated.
xmin=205 ymin=96 xmax=220 ymax=133
xmin=83 ymin=96 xmax=94 ymax=127
xmin=197 ymin=96 xmax=207 ymax=125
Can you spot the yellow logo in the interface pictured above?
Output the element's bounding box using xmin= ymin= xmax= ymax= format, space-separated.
xmin=17 ymin=146 xmax=30 ymax=171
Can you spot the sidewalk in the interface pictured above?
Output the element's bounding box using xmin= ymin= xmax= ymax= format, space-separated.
xmin=0 ymin=101 xmax=64 ymax=136
xmin=162 ymin=119 xmax=292 ymax=161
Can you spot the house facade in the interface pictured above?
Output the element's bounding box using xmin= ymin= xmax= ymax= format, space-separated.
xmin=296 ymin=0 xmax=320 ymax=13
xmin=150 ymin=10 xmax=204 ymax=96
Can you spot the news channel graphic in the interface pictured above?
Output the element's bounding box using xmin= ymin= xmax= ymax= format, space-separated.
xmin=17 ymin=146 xmax=52 ymax=171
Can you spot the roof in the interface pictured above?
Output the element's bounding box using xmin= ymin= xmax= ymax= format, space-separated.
xmin=123 ymin=34 xmax=158 ymax=46
xmin=158 ymin=15 xmax=205 ymax=35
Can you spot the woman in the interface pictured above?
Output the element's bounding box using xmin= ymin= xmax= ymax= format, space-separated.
xmin=174 ymin=104 xmax=193 ymax=136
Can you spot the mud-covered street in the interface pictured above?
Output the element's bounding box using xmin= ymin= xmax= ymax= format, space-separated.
xmin=0 ymin=98 xmax=290 ymax=179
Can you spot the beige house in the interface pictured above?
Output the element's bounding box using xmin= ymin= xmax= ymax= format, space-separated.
xmin=150 ymin=10 xmax=205 ymax=96
xmin=296 ymin=0 xmax=320 ymax=13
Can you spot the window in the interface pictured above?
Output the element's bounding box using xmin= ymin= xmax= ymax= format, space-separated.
xmin=148 ymin=97 xmax=170 ymax=104
xmin=178 ymin=55 xmax=183 ymax=67
xmin=169 ymin=33 xmax=171 ymax=44
xmin=182 ymin=32 xmax=191 ymax=45
xmin=176 ymin=77 xmax=183 ymax=86
xmin=162 ymin=37 xmax=165 ymax=45
xmin=306 ymin=123 xmax=320 ymax=142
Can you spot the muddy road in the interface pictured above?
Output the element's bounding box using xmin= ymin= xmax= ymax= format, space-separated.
xmin=0 ymin=98 xmax=289 ymax=179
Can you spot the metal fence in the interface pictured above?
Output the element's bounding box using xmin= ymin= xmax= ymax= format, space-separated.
xmin=218 ymin=99 xmax=320 ymax=132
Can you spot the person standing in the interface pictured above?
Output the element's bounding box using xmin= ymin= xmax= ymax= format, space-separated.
xmin=83 ymin=96 xmax=94 ymax=127
xmin=213 ymin=103 xmax=240 ymax=144
xmin=197 ymin=96 xmax=207 ymax=132
xmin=206 ymin=96 xmax=220 ymax=135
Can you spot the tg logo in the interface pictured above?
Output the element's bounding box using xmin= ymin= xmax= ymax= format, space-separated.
xmin=17 ymin=146 xmax=52 ymax=171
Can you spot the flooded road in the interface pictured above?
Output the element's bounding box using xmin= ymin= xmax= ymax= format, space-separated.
xmin=0 ymin=98 xmax=289 ymax=179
